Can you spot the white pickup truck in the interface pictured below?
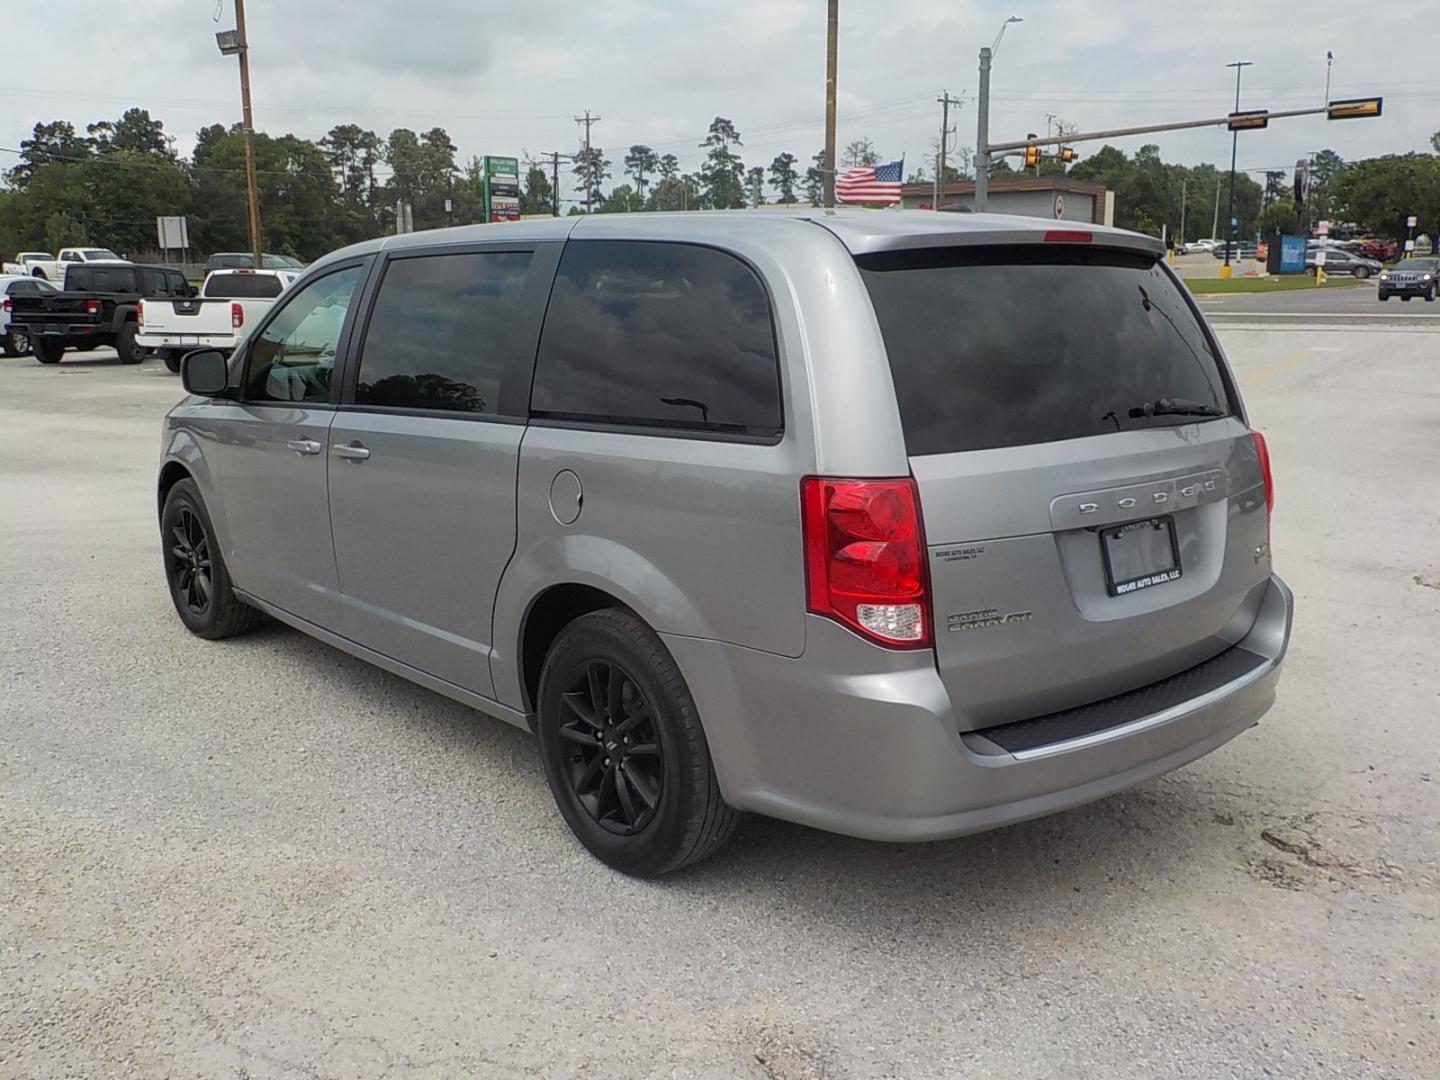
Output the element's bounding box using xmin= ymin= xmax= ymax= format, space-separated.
xmin=137 ymin=268 xmax=299 ymax=372
xmin=4 ymin=247 xmax=126 ymax=284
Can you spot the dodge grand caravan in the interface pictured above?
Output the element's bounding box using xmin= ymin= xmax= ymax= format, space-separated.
xmin=158 ymin=211 xmax=1292 ymax=876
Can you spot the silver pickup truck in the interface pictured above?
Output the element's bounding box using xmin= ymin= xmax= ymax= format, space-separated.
xmin=138 ymin=268 xmax=298 ymax=371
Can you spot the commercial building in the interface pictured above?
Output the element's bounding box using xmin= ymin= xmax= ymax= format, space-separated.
xmin=900 ymin=177 xmax=1114 ymax=226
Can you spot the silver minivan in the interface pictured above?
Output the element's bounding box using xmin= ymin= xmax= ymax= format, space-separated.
xmin=158 ymin=211 xmax=1292 ymax=875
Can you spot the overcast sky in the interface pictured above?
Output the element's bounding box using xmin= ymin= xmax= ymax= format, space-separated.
xmin=3 ymin=0 xmax=1435 ymax=205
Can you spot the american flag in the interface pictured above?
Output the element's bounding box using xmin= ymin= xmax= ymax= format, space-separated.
xmin=835 ymin=158 xmax=904 ymax=205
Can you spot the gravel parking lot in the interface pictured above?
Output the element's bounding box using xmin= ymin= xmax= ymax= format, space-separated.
xmin=2 ymin=325 xmax=1437 ymax=1078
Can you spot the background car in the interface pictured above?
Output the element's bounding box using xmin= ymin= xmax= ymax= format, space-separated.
xmin=1 ymin=274 xmax=60 ymax=356
xmin=1377 ymin=257 xmax=1439 ymax=301
xmin=1304 ymin=247 xmax=1381 ymax=279
xmin=1212 ymin=241 xmax=1258 ymax=260
xmin=204 ymin=252 xmax=307 ymax=273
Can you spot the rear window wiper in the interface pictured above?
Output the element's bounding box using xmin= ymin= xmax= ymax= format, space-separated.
xmin=1127 ymin=397 xmax=1227 ymax=419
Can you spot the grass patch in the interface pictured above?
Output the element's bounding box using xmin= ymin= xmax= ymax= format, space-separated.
xmin=1183 ymin=276 xmax=1365 ymax=294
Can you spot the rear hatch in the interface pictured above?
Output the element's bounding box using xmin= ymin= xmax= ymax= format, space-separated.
xmin=858 ymin=242 xmax=1271 ymax=730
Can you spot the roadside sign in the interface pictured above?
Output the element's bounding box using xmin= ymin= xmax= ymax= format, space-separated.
xmin=1405 ymin=239 xmax=1416 ymax=252
xmin=483 ymin=155 xmax=522 ymax=223
xmin=1407 ymin=215 xmax=1418 ymax=228
xmin=1053 ymin=194 xmax=1065 ymax=219
xmin=1315 ymin=250 xmax=1327 ymax=266
xmin=156 ymin=215 xmax=188 ymax=250
xmin=1317 ymin=220 xmax=1330 ymax=236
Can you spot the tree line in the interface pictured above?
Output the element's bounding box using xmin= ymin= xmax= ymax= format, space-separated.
xmin=1 ymin=106 xmax=1435 ymax=262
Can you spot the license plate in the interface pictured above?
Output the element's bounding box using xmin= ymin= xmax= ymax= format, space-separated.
xmin=1101 ymin=516 xmax=1181 ymax=596
xmin=181 ymin=335 xmax=199 ymax=346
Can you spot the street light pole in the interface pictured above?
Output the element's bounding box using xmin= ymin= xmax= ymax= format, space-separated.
xmin=1222 ymin=59 xmax=1252 ymax=279
xmin=974 ymin=17 xmax=1021 ymax=213
xmin=233 ymin=0 xmax=262 ymax=269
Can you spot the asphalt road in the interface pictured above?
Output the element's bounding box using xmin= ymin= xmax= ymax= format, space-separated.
xmin=1195 ymin=279 xmax=1440 ymax=327
xmin=2 ymin=332 xmax=1437 ymax=1079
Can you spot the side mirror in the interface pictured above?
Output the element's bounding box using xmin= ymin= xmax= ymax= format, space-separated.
xmin=181 ymin=349 xmax=229 ymax=396
xmin=186 ymin=284 xmax=199 ymax=298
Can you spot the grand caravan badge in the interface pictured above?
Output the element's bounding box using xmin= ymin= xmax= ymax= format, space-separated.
xmin=947 ymin=607 xmax=1034 ymax=632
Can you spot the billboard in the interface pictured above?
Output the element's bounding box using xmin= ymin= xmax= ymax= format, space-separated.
xmin=484 ymin=156 xmax=521 ymax=222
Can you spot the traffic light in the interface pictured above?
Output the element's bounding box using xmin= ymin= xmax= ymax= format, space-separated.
xmin=1058 ymin=147 xmax=1079 ymax=164
xmin=1293 ymin=158 xmax=1309 ymax=209
xmin=1227 ymin=110 xmax=1270 ymax=131
xmin=1327 ymin=97 xmax=1382 ymax=120
xmin=1023 ymin=144 xmax=1042 ymax=169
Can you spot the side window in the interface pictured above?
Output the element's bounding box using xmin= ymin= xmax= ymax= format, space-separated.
xmin=530 ymin=240 xmax=782 ymax=438
xmin=353 ymin=251 xmax=532 ymax=415
xmin=243 ymin=265 xmax=363 ymax=405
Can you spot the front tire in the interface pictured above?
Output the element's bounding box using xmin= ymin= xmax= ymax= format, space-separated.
xmin=116 ymin=321 xmax=144 ymax=364
xmin=536 ymin=609 xmax=739 ymax=876
xmin=161 ymin=479 xmax=262 ymax=639
xmin=1379 ymin=291 xmax=1390 ymax=302
xmin=33 ymin=337 xmax=63 ymax=364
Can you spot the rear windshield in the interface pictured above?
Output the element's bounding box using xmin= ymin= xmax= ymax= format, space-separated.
xmin=205 ymin=273 xmax=284 ymax=298
xmin=859 ymin=246 xmax=1233 ymax=456
xmin=67 ymin=266 xmax=137 ymax=293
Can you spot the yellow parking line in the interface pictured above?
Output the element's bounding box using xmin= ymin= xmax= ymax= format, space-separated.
xmin=1240 ymin=347 xmax=1317 ymax=387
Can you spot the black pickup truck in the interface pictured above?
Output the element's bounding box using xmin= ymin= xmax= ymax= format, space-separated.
xmin=8 ymin=262 xmax=194 ymax=364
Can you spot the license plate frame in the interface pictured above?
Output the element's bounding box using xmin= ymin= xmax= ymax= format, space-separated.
xmin=1100 ymin=516 xmax=1182 ymax=596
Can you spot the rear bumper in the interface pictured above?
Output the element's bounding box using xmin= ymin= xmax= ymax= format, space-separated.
xmin=12 ymin=321 xmax=103 ymax=340
xmin=665 ymin=574 xmax=1292 ymax=843
xmin=136 ymin=332 xmax=236 ymax=351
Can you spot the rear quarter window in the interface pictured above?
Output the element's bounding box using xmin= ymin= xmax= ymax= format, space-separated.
xmin=530 ymin=240 xmax=782 ymax=440
xmin=859 ymin=246 xmax=1233 ymax=455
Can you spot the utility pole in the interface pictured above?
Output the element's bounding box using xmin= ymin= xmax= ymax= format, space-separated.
xmin=574 ymin=111 xmax=600 ymax=213
xmin=539 ymin=151 xmax=572 ymax=217
xmin=1212 ymin=178 xmax=1221 ymax=240
xmin=975 ymin=47 xmax=992 ymax=212
xmin=935 ymin=91 xmax=960 ymax=209
xmin=1179 ymin=177 xmax=1188 ymax=244
xmin=1222 ymin=60 xmax=1252 ymax=278
xmin=823 ymin=0 xmax=838 ymax=207
xmin=233 ymin=0 xmax=262 ymax=267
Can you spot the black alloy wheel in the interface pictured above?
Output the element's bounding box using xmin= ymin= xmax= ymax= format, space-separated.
xmin=536 ymin=609 xmax=739 ymax=876
xmin=160 ymin=478 xmax=261 ymax=639
xmin=169 ymin=505 xmax=213 ymax=617
xmin=557 ymin=658 xmax=664 ymax=835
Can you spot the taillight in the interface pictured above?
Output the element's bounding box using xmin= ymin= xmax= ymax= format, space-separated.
xmin=1 ymin=298 xmax=10 ymax=313
xmin=1252 ymin=430 xmax=1274 ymax=551
xmin=1252 ymin=431 xmax=1274 ymax=513
xmin=800 ymin=476 xmax=931 ymax=648
xmin=231 ymin=302 xmax=243 ymax=329
xmin=1044 ymin=229 xmax=1093 ymax=243
xmin=136 ymin=298 xmax=144 ymax=328
xmin=85 ymin=298 xmax=99 ymax=315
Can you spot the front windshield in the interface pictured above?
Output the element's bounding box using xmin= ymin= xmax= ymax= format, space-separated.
xmin=1393 ymin=259 xmax=1438 ymax=272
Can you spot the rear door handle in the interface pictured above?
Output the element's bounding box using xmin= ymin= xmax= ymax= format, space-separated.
xmin=333 ymin=441 xmax=371 ymax=462
xmin=286 ymin=437 xmax=322 ymax=457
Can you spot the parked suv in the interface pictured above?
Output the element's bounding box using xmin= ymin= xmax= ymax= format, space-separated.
xmin=158 ymin=212 xmax=1292 ymax=875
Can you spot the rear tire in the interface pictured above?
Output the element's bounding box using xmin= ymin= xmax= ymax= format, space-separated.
xmin=1402 ymin=295 xmax=1413 ymax=302
xmin=161 ymin=350 xmax=182 ymax=374
xmin=161 ymin=479 xmax=262 ymax=639
xmin=2 ymin=331 xmax=29 ymax=357
xmin=536 ymin=608 xmax=739 ymax=876
xmin=116 ymin=321 xmax=144 ymax=364
xmin=1353 ymin=266 xmax=1371 ymax=280
xmin=33 ymin=337 xmax=63 ymax=364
